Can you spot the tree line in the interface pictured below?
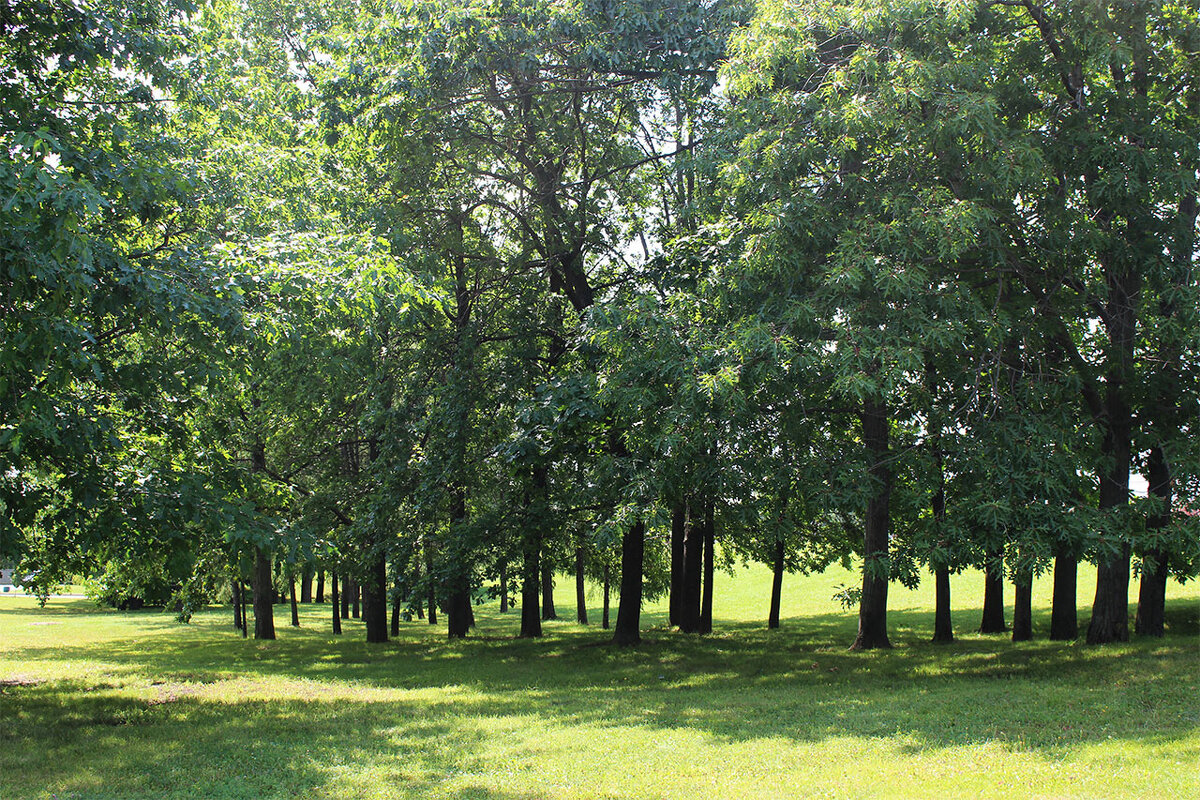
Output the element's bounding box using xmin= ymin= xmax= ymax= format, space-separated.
xmin=1 ymin=0 xmax=1196 ymax=650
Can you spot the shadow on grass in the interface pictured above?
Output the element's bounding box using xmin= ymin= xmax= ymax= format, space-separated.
xmin=0 ymin=681 xmax=556 ymax=800
xmin=3 ymin=595 xmax=1197 ymax=788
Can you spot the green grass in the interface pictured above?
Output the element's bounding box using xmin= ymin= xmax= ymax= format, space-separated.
xmin=1 ymin=565 xmax=1197 ymax=799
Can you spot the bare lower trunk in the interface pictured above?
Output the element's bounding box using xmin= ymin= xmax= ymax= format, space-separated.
xmin=253 ymin=546 xmax=276 ymax=640
xmin=351 ymin=579 xmax=360 ymax=619
xmin=851 ymin=398 xmax=892 ymax=650
xmin=499 ymin=559 xmax=509 ymax=614
xmin=1135 ymin=446 xmax=1171 ymax=637
xmin=331 ymin=570 xmax=342 ymax=635
xmin=612 ymin=521 xmax=645 ymax=646
xmin=1012 ymin=567 xmax=1032 ymax=641
xmin=669 ymin=500 xmax=685 ymax=627
xmin=575 ymin=546 xmax=588 ymax=624
xmin=289 ymin=572 xmax=299 ymax=628
xmin=390 ymin=580 xmax=401 ymax=637
xmin=520 ymin=537 xmax=541 ymax=637
xmin=364 ymin=557 xmax=389 ymax=643
xmin=1050 ymin=550 xmax=1077 ymax=639
xmin=541 ymin=561 xmax=557 ymax=620
xmin=340 ymin=577 xmax=350 ymax=619
xmin=680 ymin=500 xmax=703 ymax=633
xmin=602 ymin=565 xmax=610 ymax=629
xmin=232 ymin=580 xmax=243 ymax=631
xmin=447 ymin=589 xmax=471 ymax=638
xmin=300 ymin=565 xmax=313 ymax=604
xmin=316 ymin=568 xmax=325 ymax=603
xmin=768 ymin=537 xmax=785 ymax=630
xmin=979 ymin=551 xmax=1007 ymax=633
xmin=932 ymin=566 xmax=954 ymax=643
xmin=700 ymin=502 xmax=714 ymax=635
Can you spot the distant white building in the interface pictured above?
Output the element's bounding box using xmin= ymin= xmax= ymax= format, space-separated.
xmin=0 ymin=568 xmax=13 ymax=585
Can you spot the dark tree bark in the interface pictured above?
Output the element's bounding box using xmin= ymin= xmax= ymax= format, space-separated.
xmin=1135 ymin=445 xmax=1171 ymax=637
xmin=768 ymin=537 xmax=785 ymax=630
xmin=1086 ymin=258 xmax=1139 ymax=644
xmin=499 ymin=558 xmax=509 ymax=613
xmin=340 ymin=576 xmax=351 ymax=620
xmin=447 ymin=590 xmax=471 ymax=638
xmin=520 ymin=466 xmax=545 ymax=637
xmin=232 ymin=580 xmax=243 ymax=631
xmin=932 ymin=567 xmax=954 ymax=643
xmin=520 ymin=537 xmax=542 ymax=637
xmin=541 ymin=561 xmax=557 ymax=620
xmin=425 ymin=543 xmax=437 ymax=626
xmin=669 ymin=500 xmax=685 ymax=628
xmin=364 ymin=557 xmax=389 ymax=643
xmin=575 ymin=546 xmax=588 ymax=624
xmin=612 ymin=520 xmax=645 ymax=646
xmin=252 ymin=545 xmax=276 ymax=640
xmin=930 ymin=415 xmax=953 ymax=643
xmin=700 ymin=502 xmax=714 ymax=634
xmin=316 ymin=568 xmax=325 ymax=603
xmin=602 ymin=565 xmax=610 ymax=630
xmin=289 ymin=572 xmax=300 ymax=628
xmin=979 ymin=550 xmax=1008 ymax=633
xmin=239 ymin=580 xmax=248 ymax=639
xmin=331 ymin=570 xmax=342 ymax=635
xmin=391 ymin=586 xmax=401 ymax=637
xmin=446 ymin=489 xmax=472 ymax=640
xmin=851 ymin=397 xmax=892 ymax=650
xmin=300 ymin=565 xmax=313 ymax=604
xmin=1012 ymin=566 xmax=1033 ymax=641
xmin=1050 ymin=548 xmax=1078 ymax=639
xmin=680 ymin=500 xmax=703 ymax=633
xmin=351 ymin=579 xmax=361 ymax=619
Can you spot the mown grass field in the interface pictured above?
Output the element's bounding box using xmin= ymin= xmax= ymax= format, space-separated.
xmin=1 ymin=564 xmax=1197 ymax=799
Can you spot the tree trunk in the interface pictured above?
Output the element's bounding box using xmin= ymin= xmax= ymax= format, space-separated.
xmin=331 ymin=570 xmax=341 ymax=635
xmin=1012 ymin=566 xmax=1032 ymax=641
xmin=1050 ymin=549 xmax=1077 ymax=640
xmin=541 ymin=561 xmax=557 ymax=620
xmin=499 ymin=558 xmax=509 ymax=613
xmin=425 ymin=542 xmax=437 ymax=626
xmin=1086 ymin=260 xmax=1138 ymax=645
xmin=700 ymin=502 xmax=714 ymax=634
xmin=232 ymin=580 xmax=243 ymax=631
xmin=351 ymin=579 xmax=360 ymax=619
xmin=850 ymin=397 xmax=892 ymax=650
xmin=316 ymin=568 xmax=325 ymax=603
xmin=1135 ymin=445 xmax=1171 ymax=637
xmin=447 ymin=589 xmax=471 ymax=638
xmin=253 ymin=545 xmax=276 ymax=640
xmin=930 ymin=417 xmax=953 ymax=644
xmin=979 ymin=550 xmax=1007 ymax=633
xmin=391 ymin=581 xmax=401 ymax=637
xmin=602 ymin=565 xmax=610 ymax=630
xmin=239 ymin=580 xmax=248 ymax=638
xmin=669 ymin=499 xmax=685 ymax=628
xmin=340 ymin=576 xmax=351 ymax=620
xmin=575 ymin=546 xmax=588 ymax=625
xmin=768 ymin=537 xmax=785 ymax=630
xmin=932 ymin=567 xmax=953 ymax=643
xmin=612 ymin=520 xmax=644 ymax=646
xmin=364 ymin=557 xmax=389 ymax=643
xmin=300 ymin=565 xmax=313 ymax=604
xmin=289 ymin=572 xmax=299 ymax=628
xmin=520 ymin=537 xmax=542 ymax=637
xmin=680 ymin=500 xmax=703 ymax=633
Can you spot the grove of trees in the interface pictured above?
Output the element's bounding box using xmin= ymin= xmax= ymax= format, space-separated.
xmin=2 ymin=0 xmax=1196 ymax=649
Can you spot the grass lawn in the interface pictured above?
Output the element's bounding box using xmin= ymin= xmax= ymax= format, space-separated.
xmin=1 ymin=564 xmax=1197 ymax=799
